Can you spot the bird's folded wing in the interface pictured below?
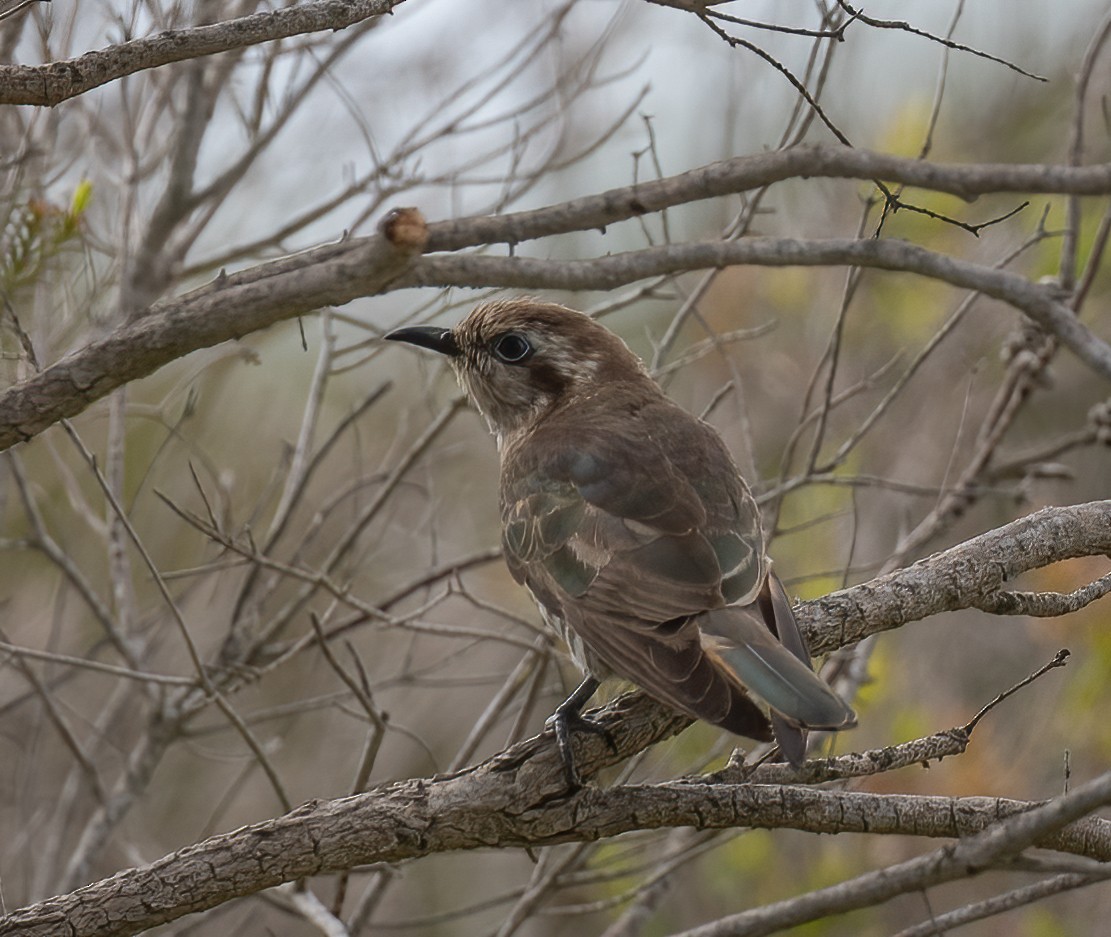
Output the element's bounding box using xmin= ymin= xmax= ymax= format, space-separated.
xmin=501 ymin=402 xmax=765 ymax=621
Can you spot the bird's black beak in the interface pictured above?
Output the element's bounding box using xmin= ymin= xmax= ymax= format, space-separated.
xmin=384 ymin=325 xmax=461 ymax=357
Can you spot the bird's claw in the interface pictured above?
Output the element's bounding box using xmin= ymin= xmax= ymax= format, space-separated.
xmin=547 ymin=707 xmax=618 ymax=790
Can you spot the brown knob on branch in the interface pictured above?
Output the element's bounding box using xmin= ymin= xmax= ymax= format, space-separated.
xmin=378 ymin=207 xmax=428 ymax=252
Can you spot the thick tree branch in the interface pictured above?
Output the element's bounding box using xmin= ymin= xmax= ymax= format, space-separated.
xmin=799 ymin=500 xmax=1111 ymax=653
xmin=671 ymin=769 xmax=1111 ymax=937
xmin=424 ymin=144 xmax=1111 ymax=251
xmin=2 ymin=724 xmax=1109 ymax=937
xmin=4 ymin=146 xmax=1111 ymax=451
xmin=0 ymin=212 xmax=427 ymax=450
xmin=1 ymin=502 xmax=1109 ymax=937
xmin=0 ymin=0 xmax=406 ymax=107
xmin=2 ymin=232 xmax=1109 ymax=452
xmin=397 ymin=238 xmax=1111 ymax=379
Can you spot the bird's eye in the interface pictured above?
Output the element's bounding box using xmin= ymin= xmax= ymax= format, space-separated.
xmin=492 ymin=332 xmax=533 ymax=364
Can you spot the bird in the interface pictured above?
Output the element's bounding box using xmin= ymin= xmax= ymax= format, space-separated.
xmin=386 ymin=299 xmax=855 ymax=783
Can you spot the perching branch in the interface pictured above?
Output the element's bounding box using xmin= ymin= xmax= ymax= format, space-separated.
xmin=1 ymin=501 xmax=1108 ymax=937
xmin=3 ymin=715 xmax=1109 ymax=937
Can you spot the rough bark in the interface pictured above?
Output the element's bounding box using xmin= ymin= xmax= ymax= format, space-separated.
xmin=1 ymin=501 xmax=1108 ymax=937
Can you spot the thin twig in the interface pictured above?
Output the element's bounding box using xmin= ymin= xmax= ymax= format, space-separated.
xmin=834 ymin=0 xmax=1046 ymax=81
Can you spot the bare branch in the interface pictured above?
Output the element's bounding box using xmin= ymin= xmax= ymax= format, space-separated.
xmin=0 ymin=640 xmax=198 ymax=687
xmin=834 ymin=1 xmax=1046 ymax=81
xmin=400 ymin=239 xmax=1111 ymax=381
xmin=3 ymin=727 xmax=1110 ymax=937
xmin=4 ymin=148 xmax=1111 ymax=452
xmin=972 ymin=574 xmax=1111 ymax=617
xmin=889 ymin=871 xmax=1111 ymax=937
xmin=424 ymin=145 xmax=1111 ymax=249
xmin=2 ymin=503 xmax=1110 ymax=935
xmin=0 ymin=210 xmax=428 ymax=450
xmin=800 ymin=501 xmax=1111 ymax=653
xmin=0 ymin=0 xmax=407 ymax=107
xmin=667 ymin=771 xmax=1111 ymax=937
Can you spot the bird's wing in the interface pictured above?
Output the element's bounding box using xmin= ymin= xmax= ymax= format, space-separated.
xmin=501 ymin=396 xmax=765 ymax=622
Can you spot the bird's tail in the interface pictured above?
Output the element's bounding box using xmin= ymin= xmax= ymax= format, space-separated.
xmin=701 ymin=572 xmax=855 ymax=765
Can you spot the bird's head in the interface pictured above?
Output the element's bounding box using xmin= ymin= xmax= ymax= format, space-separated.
xmin=386 ymin=299 xmax=652 ymax=440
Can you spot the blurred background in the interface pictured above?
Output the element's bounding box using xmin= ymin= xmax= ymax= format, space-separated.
xmin=2 ymin=0 xmax=1110 ymax=934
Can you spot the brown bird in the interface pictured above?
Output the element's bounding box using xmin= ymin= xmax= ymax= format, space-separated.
xmin=386 ymin=299 xmax=855 ymax=783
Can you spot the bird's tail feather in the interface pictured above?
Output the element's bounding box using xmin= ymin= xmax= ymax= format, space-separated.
xmin=701 ymin=574 xmax=856 ymax=733
xmin=714 ymin=630 xmax=854 ymax=729
xmin=769 ymin=712 xmax=807 ymax=767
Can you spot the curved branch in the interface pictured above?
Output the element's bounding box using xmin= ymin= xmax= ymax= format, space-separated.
xmin=971 ymin=571 xmax=1111 ymax=616
xmin=2 ymin=730 xmax=1109 ymax=937
xmin=671 ymin=769 xmax=1111 ymax=937
xmin=0 ymin=0 xmax=406 ymax=107
xmin=1 ymin=502 xmax=1109 ymax=936
xmin=2 ymin=234 xmax=1108 ymax=452
xmin=1 ymin=236 xmax=1105 ymax=448
xmin=424 ymin=143 xmax=1111 ymax=250
xmin=800 ymin=500 xmax=1111 ymax=653
xmin=5 ymin=146 xmax=1111 ymax=452
xmin=0 ymin=216 xmax=427 ymax=451
xmin=397 ymin=238 xmax=1111 ymax=379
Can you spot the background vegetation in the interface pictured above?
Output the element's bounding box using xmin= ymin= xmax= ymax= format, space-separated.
xmin=1 ymin=1 xmax=1110 ymax=935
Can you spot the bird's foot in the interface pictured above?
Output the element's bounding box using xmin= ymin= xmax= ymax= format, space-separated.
xmin=546 ymin=705 xmax=618 ymax=790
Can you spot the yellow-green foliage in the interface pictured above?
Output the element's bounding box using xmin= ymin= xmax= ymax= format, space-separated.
xmin=709 ymin=828 xmax=775 ymax=895
xmin=773 ymin=479 xmax=855 ymax=601
xmin=864 ymin=643 xmax=934 ymax=750
xmin=1053 ymin=560 xmax=1111 ymax=759
xmin=1 ymin=179 xmax=92 ymax=295
xmin=1020 ymin=904 xmax=1071 ymax=937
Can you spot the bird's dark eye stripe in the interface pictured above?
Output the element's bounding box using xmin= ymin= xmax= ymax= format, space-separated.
xmin=492 ymin=332 xmax=533 ymax=364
